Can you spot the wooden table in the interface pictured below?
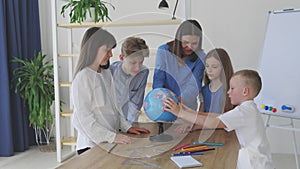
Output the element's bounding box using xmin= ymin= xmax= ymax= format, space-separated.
xmin=56 ymin=123 xmax=239 ymax=169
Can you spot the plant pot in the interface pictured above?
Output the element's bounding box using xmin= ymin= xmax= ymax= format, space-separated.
xmin=61 ymin=0 xmax=114 ymax=24
xmin=38 ymin=138 xmax=56 ymax=152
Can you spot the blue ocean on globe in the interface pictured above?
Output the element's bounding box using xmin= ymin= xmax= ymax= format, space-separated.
xmin=143 ymin=88 xmax=178 ymax=122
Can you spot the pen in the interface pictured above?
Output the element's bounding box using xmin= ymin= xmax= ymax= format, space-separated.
xmin=107 ymin=144 xmax=117 ymax=153
xmin=193 ymin=142 xmax=224 ymax=146
xmin=172 ymin=152 xmax=204 ymax=156
xmin=173 ymin=143 xmax=190 ymax=151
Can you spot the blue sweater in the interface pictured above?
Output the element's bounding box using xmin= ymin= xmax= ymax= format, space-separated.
xmin=153 ymin=44 xmax=206 ymax=110
xmin=110 ymin=61 xmax=149 ymax=123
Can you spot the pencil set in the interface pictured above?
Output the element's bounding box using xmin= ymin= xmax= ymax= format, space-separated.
xmin=172 ymin=142 xmax=222 ymax=156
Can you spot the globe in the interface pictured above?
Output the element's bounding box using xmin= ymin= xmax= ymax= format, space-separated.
xmin=143 ymin=88 xmax=178 ymax=122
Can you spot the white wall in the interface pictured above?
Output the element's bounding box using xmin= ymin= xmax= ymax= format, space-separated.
xmin=192 ymin=0 xmax=300 ymax=70
xmin=39 ymin=0 xmax=300 ymax=154
xmin=191 ymin=0 xmax=300 ymax=154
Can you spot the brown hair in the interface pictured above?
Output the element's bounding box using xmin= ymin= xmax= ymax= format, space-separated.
xmin=233 ymin=69 xmax=262 ymax=97
xmin=204 ymin=48 xmax=234 ymax=112
xmin=121 ymin=37 xmax=149 ymax=58
xmin=167 ymin=19 xmax=203 ymax=62
xmin=74 ymin=27 xmax=116 ymax=78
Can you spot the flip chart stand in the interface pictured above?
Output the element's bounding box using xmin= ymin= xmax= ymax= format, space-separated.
xmin=264 ymin=113 xmax=299 ymax=169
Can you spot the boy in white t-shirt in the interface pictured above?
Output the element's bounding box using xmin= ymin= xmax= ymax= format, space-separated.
xmin=164 ymin=69 xmax=274 ymax=169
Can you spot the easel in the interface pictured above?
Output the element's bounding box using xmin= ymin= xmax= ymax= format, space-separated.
xmin=264 ymin=113 xmax=300 ymax=169
xmin=256 ymin=9 xmax=300 ymax=169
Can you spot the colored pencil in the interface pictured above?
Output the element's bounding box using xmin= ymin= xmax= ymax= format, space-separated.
xmin=173 ymin=143 xmax=190 ymax=151
xmin=193 ymin=141 xmax=224 ymax=146
xmin=182 ymin=144 xmax=206 ymax=149
xmin=180 ymin=148 xmax=215 ymax=154
xmin=181 ymin=146 xmax=208 ymax=152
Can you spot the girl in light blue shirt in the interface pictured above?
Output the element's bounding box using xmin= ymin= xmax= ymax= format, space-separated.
xmin=199 ymin=48 xmax=234 ymax=114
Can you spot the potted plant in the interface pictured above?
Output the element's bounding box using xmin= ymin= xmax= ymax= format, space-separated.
xmin=12 ymin=51 xmax=55 ymax=145
xmin=60 ymin=0 xmax=115 ymax=23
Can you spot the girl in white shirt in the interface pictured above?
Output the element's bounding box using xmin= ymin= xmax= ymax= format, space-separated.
xmin=72 ymin=27 xmax=150 ymax=155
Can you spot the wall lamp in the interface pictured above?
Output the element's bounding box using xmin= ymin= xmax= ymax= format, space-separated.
xmin=158 ymin=0 xmax=179 ymax=20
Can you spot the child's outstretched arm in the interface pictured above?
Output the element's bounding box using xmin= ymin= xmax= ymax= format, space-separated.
xmin=164 ymin=98 xmax=198 ymax=125
xmin=164 ymin=98 xmax=226 ymax=129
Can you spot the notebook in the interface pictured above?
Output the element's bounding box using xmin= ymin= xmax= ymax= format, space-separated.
xmin=170 ymin=155 xmax=203 ymax=168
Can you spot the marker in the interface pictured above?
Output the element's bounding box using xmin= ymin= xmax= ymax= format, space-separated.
xmin=281 ymin=105 xmax=295 ymax=113
xmin=173 ymin=143 xmax=190 ymax=151
xmin=193 ymin=142 xmax=224 ymax=146
xmin=283 ymin=8 xmax=294 ymax=11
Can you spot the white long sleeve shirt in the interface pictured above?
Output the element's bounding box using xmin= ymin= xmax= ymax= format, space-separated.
xmin=71 ymin=67 xmax=131 ymax=150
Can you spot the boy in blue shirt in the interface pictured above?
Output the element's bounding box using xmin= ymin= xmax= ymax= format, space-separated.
xmin=110 ymin=37 xmax=149 ymax=124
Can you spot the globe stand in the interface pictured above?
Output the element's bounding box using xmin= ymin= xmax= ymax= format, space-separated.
xmin=149 ymin=122 xmax=173 ymax=142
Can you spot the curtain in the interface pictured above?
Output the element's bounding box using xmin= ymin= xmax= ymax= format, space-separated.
xmin=0 ymin=0 xmax=41 ymax=156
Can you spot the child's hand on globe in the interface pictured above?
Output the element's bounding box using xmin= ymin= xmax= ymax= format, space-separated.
xmin=143 ymin=88 xmax=178 ymax=122
xmin=164 ymin=98 xmax=181 ymax=116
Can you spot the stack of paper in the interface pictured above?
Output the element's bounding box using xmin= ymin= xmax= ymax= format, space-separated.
xmin=170 ymin=155 xmax=202 ymax=168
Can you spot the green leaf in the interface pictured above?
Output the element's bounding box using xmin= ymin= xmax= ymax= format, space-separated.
xmin=60 ymin=0 xmax=114 ymax=23
xmin=10 ymin=51 xmax=58 ymax=130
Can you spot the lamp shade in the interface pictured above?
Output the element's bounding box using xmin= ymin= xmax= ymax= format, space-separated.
xmin=158 ymin=0 xmax=169 ymax=9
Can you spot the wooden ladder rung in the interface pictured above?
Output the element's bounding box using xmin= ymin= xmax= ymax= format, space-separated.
xmin=60 ymin=109 xmax=73 ymax=117
xmin=61 ymin=136 xmax=77 ymax=146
